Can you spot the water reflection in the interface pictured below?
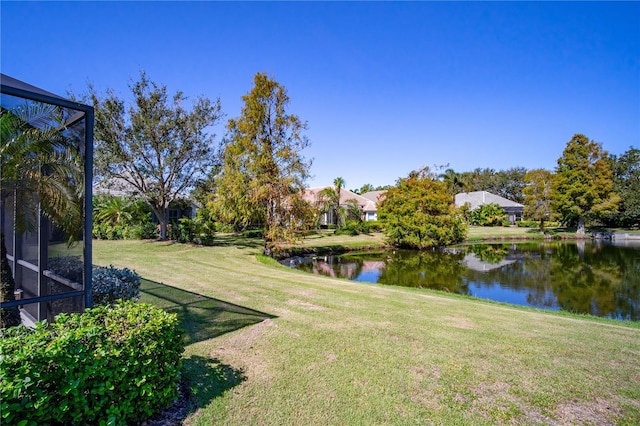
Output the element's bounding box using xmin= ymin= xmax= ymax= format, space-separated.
xmin=283 ymin=241 xmax=640 ymax=320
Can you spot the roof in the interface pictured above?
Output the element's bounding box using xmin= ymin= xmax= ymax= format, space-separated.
xmin=93 ymin=177 xmax=201 ymax=208
xmin=303 ymin=187 xmax=378 ymax=212
xmin=454 ymin=191 xmax=524 ymax=211
xmin=360 ymin=190 xmax=387 ymax=205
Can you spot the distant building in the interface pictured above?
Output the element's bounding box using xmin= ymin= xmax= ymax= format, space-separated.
xmin=359 ymin=191 xmax=387 ymax=221
xmin=455 ymin=191 xmax=524 ymax=224
xmin=303 ymin=187 xmax=383 ymax=224
xmin=93 ymin=177 xmax=200 ymax=220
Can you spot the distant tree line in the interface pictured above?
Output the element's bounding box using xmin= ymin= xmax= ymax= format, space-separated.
xmin=85 ymin=71 xmax=639 ymax=252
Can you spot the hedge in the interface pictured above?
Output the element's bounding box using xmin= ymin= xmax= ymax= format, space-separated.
xmin=0 ymin=301 xmax=183 ymax=425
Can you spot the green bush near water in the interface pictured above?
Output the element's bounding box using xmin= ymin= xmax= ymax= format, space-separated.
xmin=0 ymin=301 xmax=183 ymax=425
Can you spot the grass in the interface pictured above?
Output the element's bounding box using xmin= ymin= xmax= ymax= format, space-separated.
xmin=92 ymin=237 xmax=640 ymax=425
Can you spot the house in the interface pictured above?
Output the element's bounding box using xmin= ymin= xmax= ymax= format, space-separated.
xmin=93 ymin=177 xmax=200 ymax=221
xmin=360 ymin=191 xmax=386 ymax=221
xmin=455 ymin=191 xmax=524 ymax=224
xmin=303 ymin=187 xmax=382 ymax=225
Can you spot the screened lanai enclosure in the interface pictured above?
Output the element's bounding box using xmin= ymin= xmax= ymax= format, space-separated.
xmin=1 ymin=74 xmax=93 ymax=326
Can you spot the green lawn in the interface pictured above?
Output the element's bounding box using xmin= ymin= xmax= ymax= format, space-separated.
xmin=92 ymin=238 xmax=640 ymax=425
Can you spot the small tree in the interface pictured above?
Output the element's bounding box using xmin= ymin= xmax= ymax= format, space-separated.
xmin=378 ymin=167 xmax=467 ymax=249
xmin=552 ymin=134 xmax=620 ymax=236
xmin=318 ymin=177 xmax=361 ymax=229
xmin=90 ymin=71 xmax=223 ymax=240
xmin=523 ymin=169 xmax=555 ymax=230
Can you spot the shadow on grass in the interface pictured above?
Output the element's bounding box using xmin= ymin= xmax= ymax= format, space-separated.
xmin=137 ymin=279 xmax=273 ymax=420
xmin=139 ymin=234 xmax=264 ymax=250
xmin=206 ymin=233 xmax=264 ymax=250
xmin=182 ymin=355 xmax=247 ymax=408
xmin=139 ymin=278 xmax=276 ymax=346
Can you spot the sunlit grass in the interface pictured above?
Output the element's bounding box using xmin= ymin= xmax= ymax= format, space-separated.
xmin=92 ymin=238 xmax=640 ymax=425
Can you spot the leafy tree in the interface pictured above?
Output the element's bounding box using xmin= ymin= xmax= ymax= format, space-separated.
xmin=610 ymin=147 xmax=640 ymax=227
xmin=215 ymin=73 xmax=311 ymax=247
xmin=495 ymin=167 xmax=528 ymax=204
xmin=469 ymin=203 xmax=507 ymax=226
xmin=1 ymin=103 xmax=82 ymax=327
xmin=523 ymin=169 xmax=555 ymax=230
xmin=89 ymin=71 xmax=223 ymax=240
xmin=459 ymin=167 xmax=527 ymax=203
xmin=552 ymin=134 xmax=620 ymax=236
xmin=378 ymin=167 xmax=467 ymax=249
xmin=439 ymin=168 xmax=466 ymax=196
xmin=460 ymin=168 xmax=496 ymax=194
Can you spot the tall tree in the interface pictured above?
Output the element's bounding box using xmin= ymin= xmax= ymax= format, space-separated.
xmin=378 ymin=167 xmax=467 ymax=249
xmin=215 ymin=72 xmax=311 ymax=247
xmin=90 ymin=71 xmax=223 ymax=240
xmin=552 ymin=134 xmax=620 ymax=236
xmin=610 ymin=147 xmax=640 ymax=227
xmin=523 ymin=169 xmax=555 ymax=230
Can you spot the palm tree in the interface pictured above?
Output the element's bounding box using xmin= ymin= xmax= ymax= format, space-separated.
xmin=1 ymin=103 xmax=82 ymax=327
xmin=440 ymin=168 xmax=466 ymax=196
xmin=320 ymin=177 xmax=345 ymax=228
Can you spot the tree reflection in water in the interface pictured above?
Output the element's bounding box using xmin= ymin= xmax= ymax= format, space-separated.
xmin=285 ymin=241 xmax=640 ymax=320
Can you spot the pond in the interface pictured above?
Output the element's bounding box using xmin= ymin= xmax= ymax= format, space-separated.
xmin=282 ymin=241 xmax=640 ymax=321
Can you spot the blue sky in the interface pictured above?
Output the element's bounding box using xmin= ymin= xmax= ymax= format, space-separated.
xmin=2 ymin=1 xmax=638 ymax=190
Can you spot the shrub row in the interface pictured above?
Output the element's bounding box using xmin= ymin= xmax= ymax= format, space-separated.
xmin=93 ymin=222 xmax=158 ymax=241
xmin=0 ymin=301 xmax=183 ymax=425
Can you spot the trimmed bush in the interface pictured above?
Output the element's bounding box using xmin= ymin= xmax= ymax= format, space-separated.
xmin=0 ymin=301 xmax=183 ymax=425
xmin=362 ymin=220 xmax=384 ymax=232
xmin=92 ymin=265 xmax=141 ymax=306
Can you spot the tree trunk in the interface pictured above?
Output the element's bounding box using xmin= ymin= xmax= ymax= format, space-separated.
xmin=576 ymin=216 xmax=586 ymax=238
xmin=159 ymin=206 xmax=168 ymax=240
xmin=0 ymin=232 xmax=21 ymax=328
xmin=150 ymin=203 xmax=168 ymax=240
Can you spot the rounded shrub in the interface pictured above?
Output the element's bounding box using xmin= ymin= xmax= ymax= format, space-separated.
xmin=92 ymin=265 xmax=141 ymax=306
xmin=0 ymin=301 xmax=184 ymax=425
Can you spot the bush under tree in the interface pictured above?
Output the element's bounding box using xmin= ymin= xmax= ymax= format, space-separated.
xmin=378 ymin=167 xmax=467 ymax=249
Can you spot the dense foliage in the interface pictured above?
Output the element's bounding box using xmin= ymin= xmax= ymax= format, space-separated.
xmin=90 ymin=70 xmax=223 ymax=240
xmin=0 ymin=301 xmax=183 ymax=425
xmin=459 ymin=167 xmax=528 ymax=203
xmin=214 ymin=73 xmax=312 ymax=244
xmin=552 ymin=134 xmax=620 ymax=235
xmin=92 ymin=195 xmax=158 ymax=240
xmin=378 ymin=168 xmax=467 ymax=249
xmin=523 ymin=169 xmax=555 ymax=229
xmin=469 ymin=203 xmax=507 ymax=227
xmin=609 ymin=147 xmax=640 ymax=227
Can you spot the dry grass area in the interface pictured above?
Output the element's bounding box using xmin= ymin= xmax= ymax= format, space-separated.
xmin=93 ymin=238 xmax=640 ymax=425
